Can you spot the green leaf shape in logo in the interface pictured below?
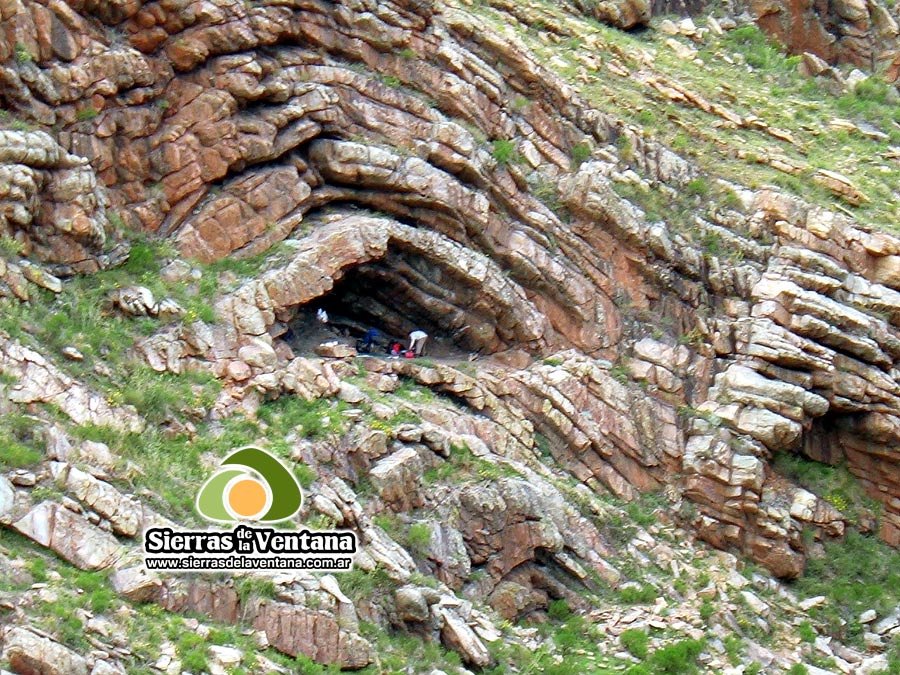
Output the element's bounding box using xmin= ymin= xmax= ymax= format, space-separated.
xmin=198 ymin=446 xmax=302 ymax=523
xmin=196 ymin=468 xmax=244 ymax=522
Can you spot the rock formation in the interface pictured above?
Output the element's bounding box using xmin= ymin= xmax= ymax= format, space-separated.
xmin=743 ymin=0 xmax=900 ymax=72
xmin=1 ymin=0 xmax=899 ymax=671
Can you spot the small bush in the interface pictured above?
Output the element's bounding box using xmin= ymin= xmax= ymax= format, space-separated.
xmin=14 ymin=42 xmax=33 ymax=64
xmin=27 ymin=557 xmax=48 ymax=583
xmin=547 ymin=598 xmax=572 ymax=621
xmin=618 ymin=583 xmax=657 ymax=604
xmin=647 ymin=639 xmax=704 ymax=674
xmin=0 ymin=235 xmax=23 ymax=257
xmin=570 ymin=142 xmax=591 ymax=169
xmin=786 ymin=665 xmax=808 ymax=675
xmin=620 ymin=628 xmax=649 ymax=659
xmin=798 ymin=620 xmax=816 ymax=643
xmin=491 ymin=139 xmax=519 ymax=166
xmin=76 ymin=107 xmax=99 ymax=122
xmin=407 ymin=522 xmax=432 ymax=555
xmin=685 ymin=177 xmax=710 ymax=197
xmin=235 ymin=576 xmax=276 ymax=605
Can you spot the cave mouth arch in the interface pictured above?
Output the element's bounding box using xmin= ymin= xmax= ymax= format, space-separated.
xmin=273 ymin=214 xmax=548 ymax=359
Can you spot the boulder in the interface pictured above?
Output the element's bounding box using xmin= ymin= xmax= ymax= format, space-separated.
xmin=369 ymin=448 xmax=424 ymax=511
xmin=395 ymin=586 xmax=430 ymax=622
xmin=11 ymin=502 xmax=123 ymax=570
xmin=438 ymin=607 xmax=492 ymax=667
xmin=2 ymin=627 xmax=88 ymax=675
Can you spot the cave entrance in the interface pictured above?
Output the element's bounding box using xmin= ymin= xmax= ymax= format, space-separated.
xmin=285 ymin=245 xmax=502 ymax=360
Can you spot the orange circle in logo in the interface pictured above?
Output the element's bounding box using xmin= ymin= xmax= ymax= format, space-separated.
xmin=227 ymin=478 xmax=267 ymax=519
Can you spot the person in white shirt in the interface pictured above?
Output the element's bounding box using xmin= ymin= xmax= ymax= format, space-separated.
xmin=316 ymin=308 xmax=328 ymax=324
xmin=408 ymin=330 xmax=428 ymax=356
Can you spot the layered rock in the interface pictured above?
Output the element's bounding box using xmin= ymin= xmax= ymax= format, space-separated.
xmin=742 ymin=0 xmax=900 ymax=72
xmin=0 ymin=130 xmax=117 ymax=273
xmin=2 ymin=0 xmax=899 ymax=586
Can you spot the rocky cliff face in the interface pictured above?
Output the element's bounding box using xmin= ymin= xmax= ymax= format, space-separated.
xmin=1 ymin=0 xmax=900 ymax=672
xmin=744 ymin=0 xmax=900 ymax=73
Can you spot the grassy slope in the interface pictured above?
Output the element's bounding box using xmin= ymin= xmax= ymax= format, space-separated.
xmin=2 ymin=3 xmax=900 ymax=672
xmin=462 ymin=0 xmax=900 ymax=231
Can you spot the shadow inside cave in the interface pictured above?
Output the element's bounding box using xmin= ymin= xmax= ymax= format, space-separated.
xmin=282 ymin=257 xmax=485 ymax=362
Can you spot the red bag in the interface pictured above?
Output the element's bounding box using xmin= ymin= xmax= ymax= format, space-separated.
xmin=404 ymin=350 xmax=415 ymax=359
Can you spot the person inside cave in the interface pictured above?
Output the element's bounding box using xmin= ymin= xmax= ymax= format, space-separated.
xmin=358 ymin=327 xmax=380 ymax=354
xmin=408 ymin=329 xmax=428 ymax=357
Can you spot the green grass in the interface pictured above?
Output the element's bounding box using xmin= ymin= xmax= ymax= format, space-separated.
xmin=645 ymin=639 xmax=704 ymax=674
xmin=235 ymin=576 xmax=276 ymax=605
xmin=491 ymin=139 xmax=520 ymax=166
xmin=773 ymin=452 xmax=879 ymax=526
xmin=76 ymin=107 xmax=99 ymax=122
xmin=798 ymin=620 xmax=816 ymax=643
xmin=618 ymin=583 xmax=658 ymax=604
xmin=466 ymin=0 xmax=900 ymax=232
xmin=422 ymin=443 xmax=518 ymax=484
xmin=621 ymin=628 xmax=649 ymax=659
xmin=339 ymin=568 xmax=394 ymax=603
xmin=792 ymin=530 xmax=900 ymax=645
xmin=257 ymin=396 xmax=348 ymax=440
xmin=570 ymin=142 xmax=591 ymax=169
xmin=721 ymin=25 xmax=788 ymax=71
xmin=0 ymin=413 xmax=44 ymax=469
xmin=406 ymin=522 xmax=432 ymax=555
xmin=0 ymin=235 xmax=24 ymax=257
xmin=14 ymin=42 xmax=33 ymax=64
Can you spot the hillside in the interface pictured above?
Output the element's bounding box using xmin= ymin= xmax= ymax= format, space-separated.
xmin=1 ymin=0 xmax=900 ymax=673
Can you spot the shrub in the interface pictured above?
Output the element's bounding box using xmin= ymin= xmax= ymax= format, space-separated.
xmin=14 ymin=42 xmax=33 ymax=64
xmin=647 ymin=639 xmax=704 ymax=674
xmin=620 ymin=628 xmax=649 ymax=659
xmin=76 ymin=107 xmax=99 ymax=122
xmin=798 ymin=620 xmax=816 ymax=643
xmin=685 ymin=177 xmax=710 ymax=197
xmin=491 ymin=139 xmax=519 ymax=166
xmin=293 ymin=463 xmax=317 ymax=489
xmin=407 ymin=522 xmax=432 ymax=555
xmin=722 ymin=25 xmax=785 ymax=71
xmin=570 ymin=142 xmax=591 ymax=169
xmin=235 ymin=576 xmax=276 ymax=605
xmin=618 ymin=583 xmax=657 ymax=604
xmin=547 ymin=598 xmax=572 ymax=621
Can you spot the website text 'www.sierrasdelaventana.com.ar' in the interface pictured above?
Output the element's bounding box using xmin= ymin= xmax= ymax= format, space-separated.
xmin=142 ymin=524 xmax=357 ymax=572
